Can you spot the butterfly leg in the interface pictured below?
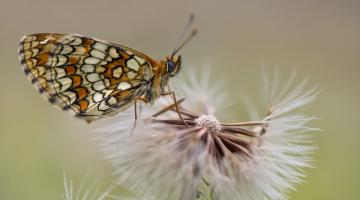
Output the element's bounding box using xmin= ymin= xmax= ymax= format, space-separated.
xmin=131 ymin=97 xmax=148 ymax=133
xmin=134 ymin=97 xmax=148 ymax=120
xmin=160 ymin=91 xmax=188 ymax=126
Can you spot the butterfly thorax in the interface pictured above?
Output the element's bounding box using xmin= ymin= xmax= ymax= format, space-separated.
xmin=147 ymin=56 xmax=182 ymax=103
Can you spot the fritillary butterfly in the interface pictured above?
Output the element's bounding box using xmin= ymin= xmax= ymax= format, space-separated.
xmin=18 ymin=16 xmax=196 ymax=123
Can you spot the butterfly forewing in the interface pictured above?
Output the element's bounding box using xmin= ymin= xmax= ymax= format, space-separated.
xmin=18 ymin=33 xmax=154 ymax=122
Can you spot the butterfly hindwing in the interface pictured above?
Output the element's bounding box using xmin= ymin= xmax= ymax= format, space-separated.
xmin=18 ymin=33 xmax=154 ymax=122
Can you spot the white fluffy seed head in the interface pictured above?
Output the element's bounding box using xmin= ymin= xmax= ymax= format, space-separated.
xmin=194 ymin=114 xmax=221 ymax=135
xmin=93 ymin=66 xmax=319 ymax=200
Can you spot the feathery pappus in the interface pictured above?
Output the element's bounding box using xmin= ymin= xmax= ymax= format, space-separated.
xmin=94 ymin=67 xmax=320 ymax=200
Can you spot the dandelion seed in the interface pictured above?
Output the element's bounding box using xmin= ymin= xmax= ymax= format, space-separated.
xmin=62 ymin=170 xmax=118 ymax=200
xmin=94 ymin=67 xmax=320 ymax=200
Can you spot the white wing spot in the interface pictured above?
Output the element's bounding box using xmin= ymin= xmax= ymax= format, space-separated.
xmin=37 ymin=66 xmax=46 ymax=76
xmin=24 ymin=50 xmax=32 ymax=59
xmin=134 ymin=56 xmax=146 ymax=65
xmin=55 ymin=55 xmax=68 ymax=66
xmin=32 ymin=48 xmax=39 ymax=56
xmin=24 ymin=36 xmax=36 ymax=42
xmin=90 ymin=49 xmax=106 ymax=59
xmin=127 ymin=71 xmax=137 ymax=79
xmin=109 ymin=47 xmax=119 ymax=58
xmin=31 ymin=41 xmax=39 ymax=48
xmin=93 ymin=81 xmax=106 ymax=91
xmin=98 ymin=101 xmax=110 ymax=111
xmin=60 ymin=80 xmax=72 ymax=92
xmin=59 ymin=36 xmax=82 ymax=45
xmin=96 ymin=66 xmax=106 ymax=73
xmin=40 ymin=38 xmax=50 ymax=45
xmin=23 ymin=42 xmax=31 ymax=50
xmin=74 ymin=46 xmax=87 ymax=54
xmin=54 ymin=67 xmax=66 ymax=78
xmin=60 ymin=91 xmax=77 ymax=104
xmin=93 ymin=42 xmax=108 ymax=52
xmin=117 ymin=82 xmax=131 ymax=90
xmin=57 ymin=77 xmax=72 ymax=92
xmin=126 ymin=51 xmax=134 ymax=56
xmin=81 ymin=65 xmax=95 ymax=73
xmin=112 ymin=67 xmax=122 ymax=78
xmin=104 ymin=79 xmax=110 ymax=87
xmin=84 ymin=57 xmax=101 ymax=64
xmin=70 ymin=37 xmax=82 ymax=45
xmin=47 ymin=55 xmax=67 ymax=67
xmin=86 ymin=73 xmax=100 ymax=82
xmin=127 ymin=58 xmax=140 ymax=71
xmin=93 ymin=92 xmax=104 ymax=102
xmin=59 ymin=45 xmax=73 ymax=54
xmin=107 ymin=96 xmax=117 ymax=105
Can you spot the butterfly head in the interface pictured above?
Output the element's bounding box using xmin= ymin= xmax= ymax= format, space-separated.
xmin=164 ymin=14 xmax=196 ymax=78
xmin=166 ymin=55 xmax=182 ymax=77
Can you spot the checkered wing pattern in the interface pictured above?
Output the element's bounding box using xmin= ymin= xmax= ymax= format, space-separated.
xmin=18 ymin=33 xmax=154 ymax=122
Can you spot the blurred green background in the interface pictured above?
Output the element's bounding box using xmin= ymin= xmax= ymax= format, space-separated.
xmin=1 ymin=0 xmax=359 ymax=199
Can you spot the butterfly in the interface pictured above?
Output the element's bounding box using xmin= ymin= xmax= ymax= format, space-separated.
xmin=18 ymin=16 xmax=196 ymax=123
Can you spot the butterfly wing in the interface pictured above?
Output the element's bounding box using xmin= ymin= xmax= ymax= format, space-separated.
xmin=18 ymin=33 xmax=155 ymax=122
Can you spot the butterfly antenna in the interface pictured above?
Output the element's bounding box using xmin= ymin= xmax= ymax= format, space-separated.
xmin=171 ymin=14 xmax=197 ymax=58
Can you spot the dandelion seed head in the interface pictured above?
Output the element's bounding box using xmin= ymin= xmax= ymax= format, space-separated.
xmin=94 ymin=65 xmax=320 ymax=200
xmin=195 ymin=114 xmax=221 ymax=135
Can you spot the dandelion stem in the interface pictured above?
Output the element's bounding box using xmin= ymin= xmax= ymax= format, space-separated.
xmin=151 ymin=119 xmax=195 ymax=125
xmin=221 ymin=127 xmax=257 ymax=137
xmin=152 ymin=98 xmax=186 ymax=117
xmin=170 ymin=107 xmax=199 ymax=118
xmin=220 ymin=121 xmax=267 ymax=126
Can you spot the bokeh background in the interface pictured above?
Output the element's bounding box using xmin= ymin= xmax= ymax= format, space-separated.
xmin=1 ymin=0 xmax=359 ymax=199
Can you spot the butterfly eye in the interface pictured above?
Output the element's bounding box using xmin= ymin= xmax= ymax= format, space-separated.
xmin=166 ymin=61 xmax=175 ymax=74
